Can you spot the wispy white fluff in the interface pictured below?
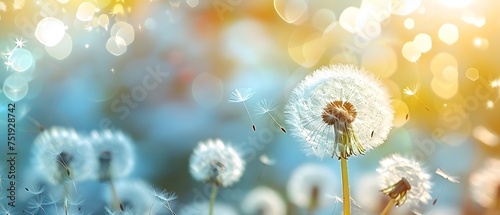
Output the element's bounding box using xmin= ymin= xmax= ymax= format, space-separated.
xmin=89 ymin=129 xmax=135 ymax=181
xmin=190 ymin=139 xmax=245 ymax=187
xmin=285 ymin=64 xmax=394 ymax=159
xmin=32 ymin=127 xmax=95 ymax=184
xmin=377 ymin=154 xmax=432 ymax=207
xmin=287 ymin=163 xmax=337 ymax=209
xmin=242 ymin=186 xmax=286 ymax=215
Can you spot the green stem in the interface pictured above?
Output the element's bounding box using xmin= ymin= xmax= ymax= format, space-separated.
xmin=340 ymin=157 xmax=350 ymax=215
xmin=209 ymin=184 xmax=218 ymax=215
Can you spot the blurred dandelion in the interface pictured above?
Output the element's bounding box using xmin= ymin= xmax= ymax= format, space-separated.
xmin=32 ymin=127 xmax=95 ymax=184
xmin=89 ymin=129 xmax=135 ymax=212
xmin=403 ymin=83 xmax=430 ymax=111
xmin=378 ymin=154 xmax=431 ymax=215
xmin=285 ymin=64 xmax=394 ymax=214
xmin=242 ymin=186 xmax=286 ymax=215
xmin=89 ymin=130 xmax=134 ymax=181
xmin=189 ymin=139 xmax=245 ymax=215
xmin=179 ymin=202 xmax=237 ymax=215
xmin=32 ymin=127 xmax=95 ymax=215
xmin=470 ymin=158 xmax=500 ymax=213
xmin=287 ymin=163 xmax=336 ymax=214
xmin=254 ymin=99 xmax=286 ymax=133
xmin=228 ymin=88 xmax=256 ymax=131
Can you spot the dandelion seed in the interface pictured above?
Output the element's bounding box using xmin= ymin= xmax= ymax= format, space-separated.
xmin=378 ymin=154 xmax=432 ymax=208
xmin=24 ymin=184 xmax=46 ymax=195
xmin=228 ymin=88 xmax=256 ymax=131
xmin=435 ymin=168 xmax=459 ymax=183
xmin=106 ymin=180 xmax=167 ymax=214
xmin=285 ymin=64 xmax=394 ymax=159
xmin=254 ymin=99 xmax=286 ymax=133
xmin=148 ymin=186 xmax=177 ymax=215
xmin=287 ymin=163 xmax=336 ymax=212
xmin=242 ymin=186 xmax=286 ymax=215
xmin=403 ymin=83 xmax=430 ymax=111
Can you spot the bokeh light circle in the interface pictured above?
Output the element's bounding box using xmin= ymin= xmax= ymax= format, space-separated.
xmin=35 ymin=17 xmax=66 ymax=47
xmin=9 ymin=48 xmax=34 ymax=72
xmin=3 ymin=74 xmax=29 ymax=102
xmin=191 ymin=72 xmax=224 ymax=108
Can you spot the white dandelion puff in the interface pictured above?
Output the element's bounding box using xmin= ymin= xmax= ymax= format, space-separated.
xmin=285 ymin=64 xmax=394 ymax=159
xmin=32 ymin=127 xmax=95 ymax=184
xmin=189 ymin=139 xmax=245 ymax=187
xmin=179 ymin=202 xmax=237 ymax=215
xmin=470 ymin=158 xmax=500 ymax=208
xmin=287 ymin=163 xmax=337 ymax=211
xmin=228 ymin=88 xmax=256 ymax=131
xmin=242 ymin=186 xmax=286 ymax=215
xmin=403 ymin=83 xmax=430 ymax=111
xmin=378 ymin=154 xmax=432 ymax=207
xmin=88 ymin=130 xmax=135 ymax=181
xmin=255 ymin=99 xmax=286 ymax=133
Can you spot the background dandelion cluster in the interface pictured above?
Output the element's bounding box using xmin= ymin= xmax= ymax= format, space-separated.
xmin=1 ymin=0 xmax=500 ymax=214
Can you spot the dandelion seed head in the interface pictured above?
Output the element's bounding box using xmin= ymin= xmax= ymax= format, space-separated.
xmin=89 ymin=129 xmax=135 ymax=181
xmin=179 ymin=202 xmax=237 ymax=215
xmin=285 ymin=64 xmax=394 ymax=159
xmin=242 ymin=186 xmax=286 ymax=215
xmin=189 ymin=139 xmax=245 ymax=187
xmin=254 ymin=99 xmax=277 ymax=116
xmin=228 ymin=88 xmax=255 ymax=103
xmin=32 ymin=127 xmax=95 ymax=184
xmin=287 ymin=163 xmax=336 ymax=209
xmin=378 ymin=154 xmax=432 ymax=207
xmin=470 ymin=158 xmax=500 ymax=208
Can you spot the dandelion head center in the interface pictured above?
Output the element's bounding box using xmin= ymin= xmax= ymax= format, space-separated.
xmin=57 ymin=151 xmax=73 ymax=177
xmin=381 ymin=177 xmax=412 ymax=206
xmin=321 ymin=101 xmax=357 ymax=125
xmin=99 ymin=151 xmax=112 ymax=164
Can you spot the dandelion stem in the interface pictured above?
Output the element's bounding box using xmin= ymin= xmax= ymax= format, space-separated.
xmin=381 ymin=198 xmax=395 ymax=215
xmin=242 ymin=101 xmax=256 ymax=131
xmin=340 ymin=157 xmax=351 ymax=215
xmin=209 ymin=184 xmax=218 ymax=215
xmin=63 ymin=183 xmax=69 ymax=215
xmin=109 ymin=181 xmax=122 ymax=211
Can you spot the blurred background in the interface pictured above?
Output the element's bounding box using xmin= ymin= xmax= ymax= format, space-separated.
xmin=1 ymin=0 xmax=500 ymax=214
